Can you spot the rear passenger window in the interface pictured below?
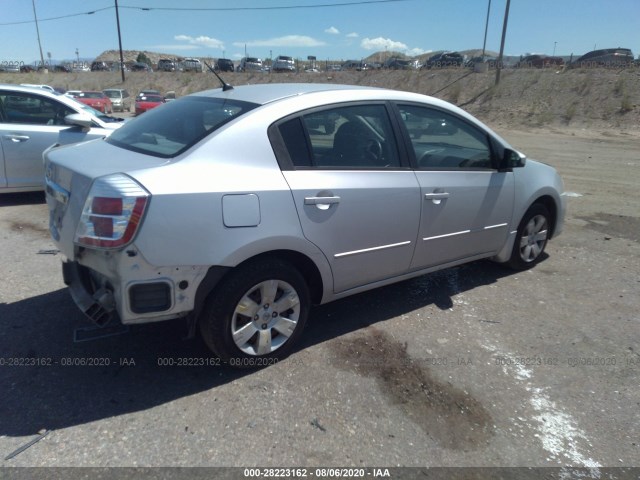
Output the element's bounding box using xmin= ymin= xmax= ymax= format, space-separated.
xmin=277 ymin=104 xmax=400 ymax=169
xmin=398 ymin=105 xmax=493 ymax=169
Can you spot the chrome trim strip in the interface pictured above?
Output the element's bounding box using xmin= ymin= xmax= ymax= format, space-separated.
xmin=334 ymin=240 xmax=411 ymax=258
xmin=422 ymin=230 xmax=470 ymax=242
xmin=484 ymin=223 xmax=508 ymax=230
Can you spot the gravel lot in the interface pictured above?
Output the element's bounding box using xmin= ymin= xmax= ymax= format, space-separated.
xmin=0 ymin=127 xmax=638 ymax=471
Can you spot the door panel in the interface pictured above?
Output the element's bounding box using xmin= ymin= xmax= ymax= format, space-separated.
xmin=0 ymin=124 xmax=66 ymax=188
xmin=411 ymin=171 xmax=514 ymax=268
xmin=284 ymin=170 xmax=421 ymax=292
xmin=394 ymin=103 xmax=515 ymax=268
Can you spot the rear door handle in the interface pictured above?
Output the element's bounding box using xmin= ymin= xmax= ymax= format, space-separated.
xmin=304 ymin=196 xmax=341 ymax=205
xmin=424 ymin=192 xmax=450 ymax=200
xmin=4 ymin=134 xmax=30 ymax=143
xmin=424 ymin=192 xmax=449 ymax=205
xmin=304 ymin=195 xmax=341 ymax=211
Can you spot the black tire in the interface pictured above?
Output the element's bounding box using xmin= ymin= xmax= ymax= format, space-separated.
xmin=507 ymin=203 xmax=551 ymax=270
xmin=199 ymin=258 xmax=310 ymax=367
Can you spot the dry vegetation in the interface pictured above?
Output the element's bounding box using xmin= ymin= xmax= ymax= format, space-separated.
xmin=2 ymin=65 xmax=639 ymax=132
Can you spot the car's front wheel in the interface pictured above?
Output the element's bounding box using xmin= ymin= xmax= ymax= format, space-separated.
xmin=199 ymin=258 xmax=310 ymax=367
xmin=507 ymin=203 xmax=551 ymax=270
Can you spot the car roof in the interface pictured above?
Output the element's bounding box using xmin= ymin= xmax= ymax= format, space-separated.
xmin=189 ymin=83 xmax=380 ymax=106
xmin=1 ymin=83 xmax=60 ymax=95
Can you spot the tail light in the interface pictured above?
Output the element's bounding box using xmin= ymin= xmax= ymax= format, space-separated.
xmin=75 ymin=174 xmax=150 ymax=249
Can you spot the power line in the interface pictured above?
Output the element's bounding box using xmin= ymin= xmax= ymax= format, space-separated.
xmin=0 ymin=7 xmax=112 ymax=26
xmin=0 ymin=0 xmax=410 ymax=26
xmin=121 ymin=0 xmax=410 ymax=11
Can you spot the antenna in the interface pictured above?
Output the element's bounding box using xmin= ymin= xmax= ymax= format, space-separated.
xmin=203 ymin=61 xmax=233 ymax=91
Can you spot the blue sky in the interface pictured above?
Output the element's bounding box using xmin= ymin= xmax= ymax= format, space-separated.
xmin=1 ymin=0 xmax=638 ymax=64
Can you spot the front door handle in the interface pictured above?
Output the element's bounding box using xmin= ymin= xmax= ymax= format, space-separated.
xmin=4 ymin=134 xmax=30 ymax=143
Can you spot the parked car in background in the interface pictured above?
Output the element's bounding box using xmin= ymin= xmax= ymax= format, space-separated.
xmin=183 ymin=58 xmax=203 ymax=72
xmin=0 ymin=63 xmax=21 ymax=73
xmin=237 ymin=57 xmax=262 ymax=72
xmin=72 ymin=63 xmax=91 ymax=73
xmin=52 ymin=65 xmax=71 ymax=73
xmin=103 ymin=88 xmax=131 ymax=112
xmin=516 ymin=54 xmax=564 ymax=68
xmin=74 ymin=91 xmax=113 ymax=114
xmin=64 ymin=90 xmax=82 ymax=98
xmin=215 ymin=58 xmax=235 ymax=72
xmin=137 ymin=89 xmax=162 ymax=98
xmin=110 ymin=62 xmax=129 ymax=72
xmin=0 ymin=84 xmax=123 ymax=193
xmin=90 ymin=61 xmax=109 ymax=71
xmin=273 ymin=55 xmax=296 ymax=72
xmin=20 ymin=84 xmax=55 ymax=93
xmin=130 ymin=62 xmax=153 ymax=72
xmin=466 ymin=56 xmax=499 ymax=69
xmin=43 ymin=83 xmax=565 ymax=365
xmin=134 ymin=94 xmax=165 ymax=115
xmin=424 ymin=52 xmax=465 ymax=68
xmin=384 ymin=57 xmax=412 ymax=69
xmin=571 ymin=48 xmax=634 ymax=68
xmin=341 ymin=60 xmax=369 ymax=71
xmin=157 ymin=58 xmax=177 ymax=72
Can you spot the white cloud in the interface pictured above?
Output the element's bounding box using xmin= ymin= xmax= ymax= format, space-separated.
xmin=361 ymin=37 xmax=408 ymax=51
xmin=325 ymin=26 xmax=340 ymax=35
xmin=174 ymin=34 xmax=224 ymax=49
xmin=360 ymin=37 xmax=428 ymax=56
xmin=346 ymin=32 xmax=359 ymax=38
xmin=233 ymin=35 xmax=326 ymax=48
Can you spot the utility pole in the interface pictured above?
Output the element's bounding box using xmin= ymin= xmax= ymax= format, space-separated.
xmin=115 ymin=0 xmax=125 ymax=82
xmin=482 ymin=0 xmax=492 ymax=59
xmin=31 ymin=0 xmax=46 ymax=71
xmin=495 ymin=0 xmax=511 ymax=85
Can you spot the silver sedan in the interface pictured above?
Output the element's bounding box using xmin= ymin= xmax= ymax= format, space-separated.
xmin=44 ymin=83 xmax=565 ymax=365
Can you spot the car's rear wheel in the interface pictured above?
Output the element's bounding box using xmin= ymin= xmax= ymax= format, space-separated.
xmin=507 ymin=203 xmax=551 ymax=270
xmin=199 ymin=258 xmax=310 ymax=367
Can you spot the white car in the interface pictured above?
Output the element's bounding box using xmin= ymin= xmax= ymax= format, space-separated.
xmin=44 ymin=83 xmax=565 ymax=365
xmin=0 ymin=84 xmax=124 ymax=193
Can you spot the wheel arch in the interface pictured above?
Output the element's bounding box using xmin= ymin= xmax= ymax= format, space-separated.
xmin=530 ymin=194 xmax=558 ymax=239
xmin=193 ymin=249 xmax=326 ymax=322
xmin=236 ymin=250 xmax=325 ymax=305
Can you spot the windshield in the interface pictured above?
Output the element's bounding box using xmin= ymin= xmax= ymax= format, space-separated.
xmin=104 ymin=91 xmax=121 ymax=99
xmin=106 ymin=96 xmax=258 ymax=157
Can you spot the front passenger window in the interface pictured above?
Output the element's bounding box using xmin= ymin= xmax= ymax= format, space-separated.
xmin=0 ymin=92 xmax=74 ymax=126
xmin=398 ymin=105 xmax=493 ymax=169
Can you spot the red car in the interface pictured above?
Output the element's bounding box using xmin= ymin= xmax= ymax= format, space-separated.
xmin=135 ymin=94 xmax=165 ymax=115
xmin=75 ymin=91 xmax=113 ymax=113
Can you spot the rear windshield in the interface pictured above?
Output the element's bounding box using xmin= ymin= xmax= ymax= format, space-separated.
xmin=106 ymin=96 xmax=258 ymax=158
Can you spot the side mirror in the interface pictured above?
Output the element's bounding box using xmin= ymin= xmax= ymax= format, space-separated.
xmin=500 ymin=148 xmax=526 ymax=170
xmin=65 ymin=113 xmax=93 ymax=130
